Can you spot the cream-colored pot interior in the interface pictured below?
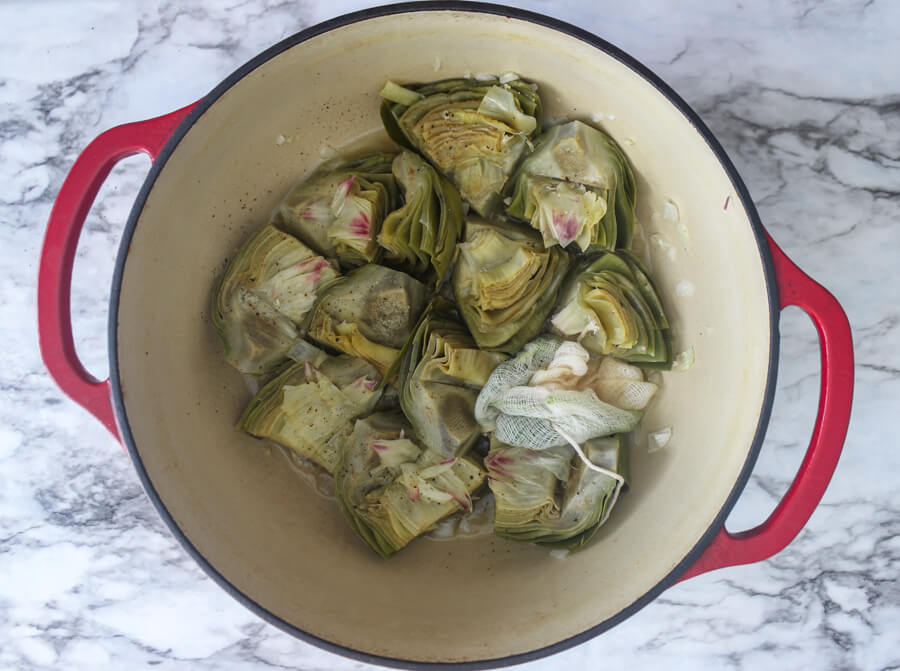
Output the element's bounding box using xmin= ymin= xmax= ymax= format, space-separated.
xmin=116 ymin=9 xmax=773 ymax=665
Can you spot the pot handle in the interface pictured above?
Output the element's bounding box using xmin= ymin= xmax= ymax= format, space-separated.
xmin=680 ymin=233 xmax=853 ymax=581
xmin=37 ymin=103 xmax=198 ymax=441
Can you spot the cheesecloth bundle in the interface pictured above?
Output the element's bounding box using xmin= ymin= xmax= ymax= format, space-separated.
xmin=474 ymin=336 xmax=657 ymax=469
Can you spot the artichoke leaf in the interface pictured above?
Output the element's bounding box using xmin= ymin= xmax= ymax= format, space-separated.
xmin=584 ymin=434 xmax=631 ymax=490
xmin=237 ymin=351 xmax=382 ymax=474
xmin=452 ymin=219 xmax=569 ymax=353
xmin=396 ymin=301 xmax=508 ymax=458
xmin=306 ymin=264 xmax=428 ymax=374
xmin=551 ymin=250 xmax=672 ymax=367
xmin=211 ymin=224 xmax=340 ymax=375
xmin=335 ymin=412 xmax=486 ymax=557
xmin=277 ymin=154 xmax=399 ymax=269
xmin=378 ymin=151 xmax=463 ymax=287
xmin=506 ymin=120 xmax=636 ymax=251
xmin=380 ymin=77 xmax=542 ymax=216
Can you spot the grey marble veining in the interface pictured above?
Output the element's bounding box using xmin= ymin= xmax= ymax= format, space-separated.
xmin=1 ymin=0 xmax=897 ymax=669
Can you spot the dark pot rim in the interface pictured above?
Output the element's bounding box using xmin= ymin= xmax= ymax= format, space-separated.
xmin=108 ymin=2 xmax=779 ymax=668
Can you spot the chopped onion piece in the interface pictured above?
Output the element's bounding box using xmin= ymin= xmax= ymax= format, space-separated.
xmin=662 ymin=199 xmax=679 ymax=223
xmin=676 ymin=221 xmax=691 ymax=248
xmin=542 ymin=114 xmax=570 ymax=129
xmin=675 ymin=280 xmax=695 ymax=297
xmin=673 ymin=346 xmax=695 ymax=371
xmin=648 ymin=427 xmax=672 ymax=452
xmin=549 ymin=548 xmax=570 ymax=559
xmin=318 ymin=143 xmax=337 ymax=160
xmin=429 ymin=517 xmax=458 ymax=538
xmin=650 ymin=233 xmax=677 ymax=262
xmin=589 ymin=112 xmax=616 ymax=123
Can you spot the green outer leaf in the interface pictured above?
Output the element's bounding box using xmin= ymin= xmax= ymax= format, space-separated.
xmin=584 ymin=434 xmax=631 ymax=490
xmin=380 ymin=99 xmax=413 ymax=149
xmin=431 ymin=171 xmax=464 ymax=283
xmin=378 ymin=151 xmax=463 ymax=288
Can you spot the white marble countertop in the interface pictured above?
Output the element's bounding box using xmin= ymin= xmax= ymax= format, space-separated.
xmin=2 ymin=0 xmax=897 ymax=669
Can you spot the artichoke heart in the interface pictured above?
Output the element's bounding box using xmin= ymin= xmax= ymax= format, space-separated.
xmin=381 ymin=77 xmax=542 ymax=216
xmin=452 ymin=218 xmax=569 ymax=353
xmin=276 ymin=154 xmax=399 ymax=269
xmin=396 ymin=301 xmax=508 ymax=458
xmin=551 ymin=250 xmax=672 ymax=367
xmin=237 ymin=349 xmax=383 ymax=474
xmin=306 ymin=264 xmax=428 ymax=374
xmin=335 ymin=411 xmax=486 ymax=557
xmin=211 ymin=224 xmax=340 ymax=375
xmin=378 ymin=151 xmax=463 ymax=287
xmin=486 ymin=435 xmax=628 ymax=550
xmin=506 ymin=120 xmax=636 ymax=251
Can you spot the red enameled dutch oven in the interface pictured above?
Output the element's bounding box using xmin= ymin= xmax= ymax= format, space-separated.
xmin=37 ymin=3 xmax=853 ymax=668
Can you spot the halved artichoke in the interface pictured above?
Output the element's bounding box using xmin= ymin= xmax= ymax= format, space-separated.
xmin=486 ymin=434 xmax=628 ymax=549
xmin=335 ymin=411 xmax=486 ymax=557
xmin=452 ymin=218 xmax=569 ymax=353
xmin=211 ymin=224 xmax=340 ymax=375
xmin=395 ymin=301 xmax=508 ymax=458
xmin=237 ymin=350 xmax=382 ymax=474
xmin=506 ymin=120 xmax=636 ymax=251
xmin=276 ymin=154 xmax=399 ymax=269
xmin=380 ymin=77 xmax=542 ymax=216
xmin=550 ymin=250 xmax=672 ymax=367
xmin=377 ymin=151 xmax=463 ymax=287
xmin=306 ymin=264 xmax=428 ymax=374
